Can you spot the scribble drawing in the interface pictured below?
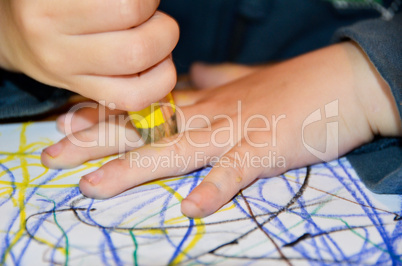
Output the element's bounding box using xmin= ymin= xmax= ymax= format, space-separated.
xmin=0 ymin=122 xmax=401 ymax=265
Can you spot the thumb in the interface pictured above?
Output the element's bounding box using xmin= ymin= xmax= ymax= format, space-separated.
xmin=190 ymin=62 xmax=262 ymax=90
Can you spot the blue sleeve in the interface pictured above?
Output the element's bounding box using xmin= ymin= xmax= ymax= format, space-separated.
xmin=332 ymin=13 xmax=402 ymax=194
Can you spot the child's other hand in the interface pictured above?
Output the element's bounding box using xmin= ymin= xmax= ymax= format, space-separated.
xmin=0 ymin=0 xmax=179 ymax=111
xmin=41 ymin=42 xmax=401 ymax=218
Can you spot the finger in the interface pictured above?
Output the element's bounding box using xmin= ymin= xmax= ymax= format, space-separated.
xmin=173 ymin=90 xmax=206 ymax=107
xmin=42 ymin=119 xmax=142 ymax=169
xmin=52 ymin=0 xmax=160 ymax=34
xmin=181 ymin=140 xmax=282 ymax=218
xmin=175 ymin=88 xmax=241 ymax=130
xmin=56 ymin=102 xmax=125 ymax=134
xmin=190 ymin=62 xmax=262 ymax=90
xmin=72 ymin=55 xmax=177 ymax=112
xmin=173 ymin=90 xmax=214 ymax=131
xmin=78 ymin=120 xmax=236 ymax=199
xmin=68 ymin=12 xmax=179 ymax=76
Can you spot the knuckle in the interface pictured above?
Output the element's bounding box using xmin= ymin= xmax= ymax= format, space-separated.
xmin=120 ymin=88 xmax=148 ymax=111
xmin=169 ymin=138 xmax=189 ymax=157
xmin=161 ymin=60 xmax=177 ymax=92
xmin=11 ymin=5 xmax=64 ymax=72
xmin=219 ymin=152 xmax=248 ymax=180
xmin=170 ymin=17 xmax=180 ymax=42
xmin=73 ymin=128 xmax=97 ymax=143
xmin=119 ymin=0 xmax=159 ymax=26
xmin=159 ymin=13 xmax=180 ymax=47
xmin=38 ymin=50 xmax=64 ymax=75
xmin=13 ymin=3 xmax=36 ymax=35
xmin=124 ymin=38 xmax=148 ymax=72
xmin=119 ymin=0 xmax=141 ymax=24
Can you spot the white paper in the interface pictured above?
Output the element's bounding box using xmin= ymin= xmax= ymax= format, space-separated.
xmin=0 ymin=122 xmax=401 ymax=265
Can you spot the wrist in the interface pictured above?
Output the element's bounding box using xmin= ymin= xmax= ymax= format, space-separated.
xmin=343 ymin=41 xmax=402 ymax=137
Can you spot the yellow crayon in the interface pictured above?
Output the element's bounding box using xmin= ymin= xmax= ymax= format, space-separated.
xmin=128 ymin=92 xmax=178 ymax=144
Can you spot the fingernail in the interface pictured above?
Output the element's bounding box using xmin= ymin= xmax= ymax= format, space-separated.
xmin=181 ymin=192 xmax=204 ymax=218
xmin=185 ymin=192 xmax=202 ymax=205
xmin=43 ymin=142 xmax=63 ymax=158
xmin=181 ymin=198 xmax=201 ymax=218
xmin=82 ymin=169 xmax=104 ymax=186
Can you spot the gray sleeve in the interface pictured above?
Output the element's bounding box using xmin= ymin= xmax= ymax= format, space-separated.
xmin=332 ymin=13 xmax=402 ymax=194
xmin=332 ymin=12 xmax=402 ymax=119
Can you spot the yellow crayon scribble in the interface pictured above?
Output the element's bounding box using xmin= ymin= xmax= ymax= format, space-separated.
xmin=1 ymin=123 xmax=31 ymax=263
xmin=153 ymin=179 xmax=206 ymax=265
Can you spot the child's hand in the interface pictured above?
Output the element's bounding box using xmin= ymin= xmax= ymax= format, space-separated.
xmin=41 ymin=42 xmax=401 ymax=218
xmin=0 ymin=0 xmax=179 ymax=111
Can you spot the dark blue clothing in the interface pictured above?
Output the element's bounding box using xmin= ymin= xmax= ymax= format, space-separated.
xmin=0 ymin=69 xmax=72 ymax=120
xmin=1 ymin=0 xmax=401 ymax=193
